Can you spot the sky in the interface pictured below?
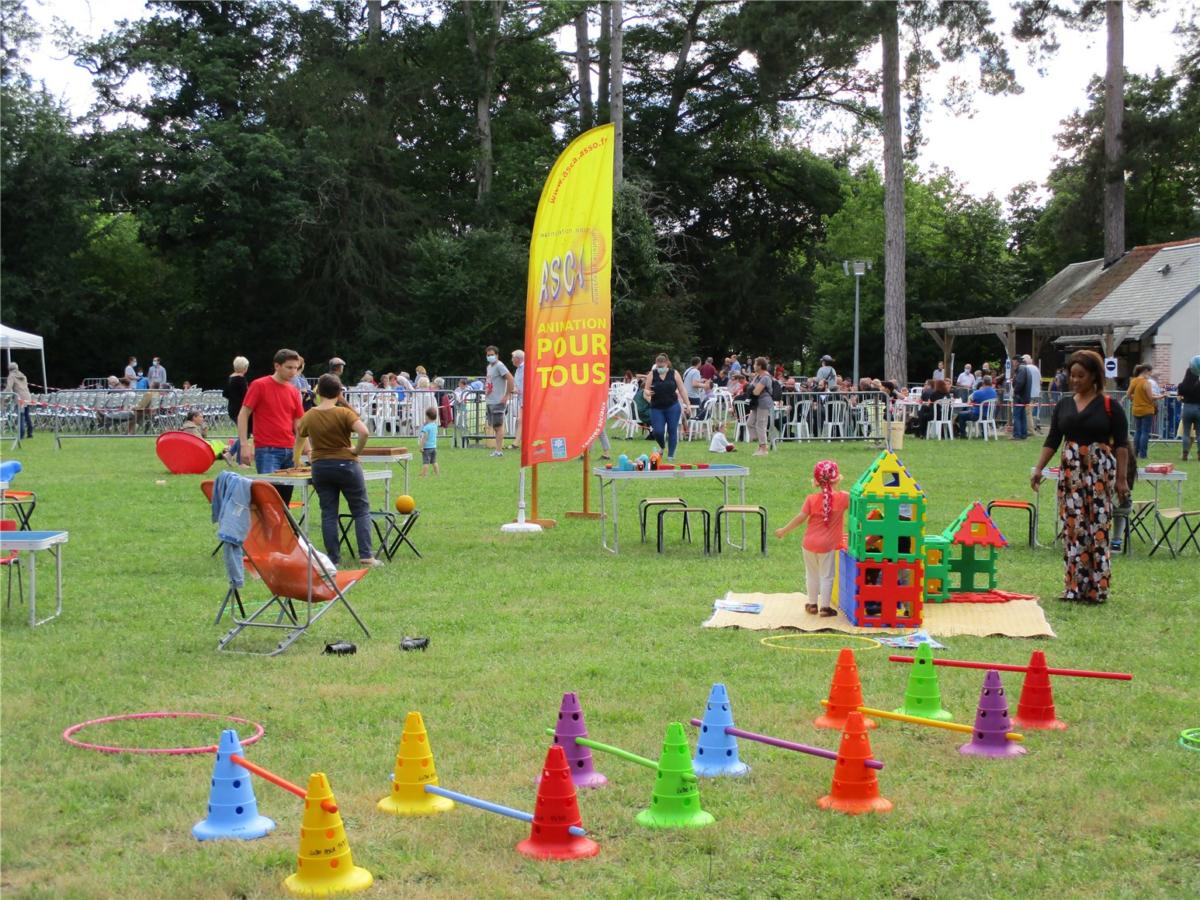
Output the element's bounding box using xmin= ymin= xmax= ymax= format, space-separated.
xmin=20 ymin=0 xmax=1196 ymax=203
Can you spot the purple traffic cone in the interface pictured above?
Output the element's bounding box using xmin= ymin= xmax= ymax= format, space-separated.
xmin=959 ymin=670 xmax=1027 ymax=758
xmin=543 ymin=692 xmax=608 ymax=789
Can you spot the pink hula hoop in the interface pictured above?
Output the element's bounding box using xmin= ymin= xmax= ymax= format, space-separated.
xmin=62 ymin=711 xmax=265 ymax=755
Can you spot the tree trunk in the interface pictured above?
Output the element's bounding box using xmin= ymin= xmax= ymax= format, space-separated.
xmin=598 ymin=2 xmax=611 ymax=124
xmin=1103 ymin=0 xmax=1125 ymax=266
xmin=575 ymin=10 xmax=593 ymax=131
xmin=611 ymin=0 xmax=623 ymax=189
xmin=881 ymin=3 xmax=907 ymax=386
xmin=367 ymin=0 xmax=381 ymax=40
xmin=463 ymin=1 xmax=502 ymax=206
xmin=662 ymin=1 xmax=704 ymax=142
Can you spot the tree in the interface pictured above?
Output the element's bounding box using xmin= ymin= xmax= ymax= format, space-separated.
xmin=574 ymin=8 xmax=593 ymax=129
xmin=1008 ymin=62 xmax=1200 ymax=290
xmin=1013 ymin=0 xmax=1157 ymax=266
xmin=881 ymin=3 xmax=906 ymax=385
xmin=611 ymin=0 xmax=623 ymax=188
xmin=813 ymin=165 xmax=1018 ymax=380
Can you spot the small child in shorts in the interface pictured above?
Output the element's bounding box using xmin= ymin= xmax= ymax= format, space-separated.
xmin=774 ymin=459 xmax=850 ymax=617
xmin=419 ymin=406 xmax=440 ymax=476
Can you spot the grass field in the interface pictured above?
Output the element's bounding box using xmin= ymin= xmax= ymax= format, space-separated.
xmin=1 ymin=431 xmax=1197 ymax=898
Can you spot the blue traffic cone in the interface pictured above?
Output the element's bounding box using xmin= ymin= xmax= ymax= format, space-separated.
xmin=692 ymin=683 xmax=750 ymax=777
xmin=193 ymin=729 xmax=276 ymax=841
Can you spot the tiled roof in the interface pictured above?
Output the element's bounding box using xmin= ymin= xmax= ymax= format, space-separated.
xmin=1009 ymin=238 xmax=1200 ymax=328
xmin=1082 ymin=243 xmax=1200 ymax=339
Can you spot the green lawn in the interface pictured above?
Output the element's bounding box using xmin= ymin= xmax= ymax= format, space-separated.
xmin=1 ymin=432 xmax=1197 ymax=898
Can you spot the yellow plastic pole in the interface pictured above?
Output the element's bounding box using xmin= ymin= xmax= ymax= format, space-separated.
xmin=820 ymin=699 xmax=1024 ymax=742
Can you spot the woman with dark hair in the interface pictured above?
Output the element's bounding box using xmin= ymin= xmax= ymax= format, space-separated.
xmin=1031 ymin=350 xmax=1130 ymax=603
xmin=293 ymin=374 xmax=381 ymax=568
xmin=643 ymin=353 xmax=692 ymax=461
xmin=1179 ymin=355 xmax=1200 ymax=461
xmin=746 ymin=356 xmax=774 ymax=456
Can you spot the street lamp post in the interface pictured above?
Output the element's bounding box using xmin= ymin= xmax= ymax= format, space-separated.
xmin=843 ymin=260 xmax=871 ymax=389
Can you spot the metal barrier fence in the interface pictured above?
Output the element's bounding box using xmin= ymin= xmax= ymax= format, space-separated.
xmin=38 ymin=388 xmax=234 ymax=447
xmin=339 ymin=388 xmax=517 ymax=449
xmin=603 ymin=384 xmax=895 ymax=448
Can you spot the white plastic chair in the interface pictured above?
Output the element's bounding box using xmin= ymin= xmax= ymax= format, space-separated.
xmin=685 ymin=398 xmax=714 ymax=442
xmin=782 ymin=399 xmax=812 ymax=440
xmin=732 ymin=399 xmax=751 ymax=443
xmin=821 ymin=400 xmax=848 ymax=438
xmin=966 ymin=399 xmax=998 ymax=441
xmin=926 ymin=398 xmax=954 ymax=440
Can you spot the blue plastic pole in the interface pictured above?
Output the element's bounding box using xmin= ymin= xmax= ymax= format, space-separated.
xmin=423 ymin=785 xmax=587 ymax=837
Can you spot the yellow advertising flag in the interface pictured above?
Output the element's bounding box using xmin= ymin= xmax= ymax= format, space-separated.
xmin=520 ymin=124 xmax=614 ymax=468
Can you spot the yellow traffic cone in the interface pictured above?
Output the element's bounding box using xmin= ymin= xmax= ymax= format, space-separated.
xmin=283 ymin=773 xmax=373 ymax=897
xmin=377 ymin=711 xmax=454 ymax=816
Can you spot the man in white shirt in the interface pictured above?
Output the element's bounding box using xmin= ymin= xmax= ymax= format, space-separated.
xmin=956 ymin=364 xmax=975 ymax=399
xmin=932 ymin=363 xmax=945 ymax=382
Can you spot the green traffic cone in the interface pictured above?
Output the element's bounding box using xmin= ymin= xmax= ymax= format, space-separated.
xmin=635 ymin=722 xmax=714 ymax=830
xmin=893 ymin=643 xmax=953 ymax=721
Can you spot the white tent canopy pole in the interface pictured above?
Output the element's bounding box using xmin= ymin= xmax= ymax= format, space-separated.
xmin=0 ymin=324 xmax=48 ymax=392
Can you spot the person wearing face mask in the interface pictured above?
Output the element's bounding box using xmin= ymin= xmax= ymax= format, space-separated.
xmin=485 ymin=344 xmax=515 ymax=457
xmin=643 ymin=353 xmax=692 ymax=461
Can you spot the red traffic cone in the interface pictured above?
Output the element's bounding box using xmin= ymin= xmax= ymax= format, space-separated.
xmin=516 ymin=745 xmax=600 ymax=861
xmin=814 ymin=648 xmax=877 ymax=730
xmin=817 ymin=712 xmax=892 ymax=815
xmin=1014 ymin=650 xmax=1067 ymax=730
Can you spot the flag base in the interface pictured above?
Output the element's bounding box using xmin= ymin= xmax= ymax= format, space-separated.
xmin=565 ymin=511 xmax=601 ymax=519
xmin=501 ymin=522 xmax=543 ymax=533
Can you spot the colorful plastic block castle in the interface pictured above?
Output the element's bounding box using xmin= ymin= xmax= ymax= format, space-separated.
xmin=835 ymin=452 xmax=1010 ymax=627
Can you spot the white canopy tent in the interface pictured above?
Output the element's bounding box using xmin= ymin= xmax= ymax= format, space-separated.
xmin=0 ymin=324 xmax=48 ymax=391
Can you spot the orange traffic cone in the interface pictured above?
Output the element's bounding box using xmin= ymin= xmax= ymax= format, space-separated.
xmin=817 ymin=712 xmax=892 ymax=815
xmin=377 ymin=711 xmax=454 ymax=816
xmin=516 ymin=745 xmax=600 ymax=861
xmin=283 ymin=773 xmax=373 ymax=897
xmin=1014 ymin=650 xmax=1067 ymax=730
xmin=814 ymin=648 xmax=877 ymax=730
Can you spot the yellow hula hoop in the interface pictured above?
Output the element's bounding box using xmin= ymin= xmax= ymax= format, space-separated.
xmin=759 ymin=633 xmax=882 ymax=652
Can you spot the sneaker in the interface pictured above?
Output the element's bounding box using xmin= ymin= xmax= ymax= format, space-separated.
xmin=359 ymin=557 xmax=385 ymax=568
xmin=490 ymin=450 xmax=503 ymax=457
xmin=752 ymin=449 xmax=769 ymax=457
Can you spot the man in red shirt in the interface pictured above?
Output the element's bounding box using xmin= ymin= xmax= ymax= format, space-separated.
xmin=238 ymin=348 xmax=305 ymax=502
xmin=699 ymin=356 xmax=717 ymax=382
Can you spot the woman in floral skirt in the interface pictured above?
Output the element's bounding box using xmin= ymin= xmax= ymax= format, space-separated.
xmin=1031 ymin=350 xmax=1130 ymax=603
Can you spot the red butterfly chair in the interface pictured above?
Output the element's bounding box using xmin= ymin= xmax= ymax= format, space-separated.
xmin=1 ymin=519 xmax=23 ymax=608
xmin=201 ymin=479 xmax=370 ymax=656
xmin=157 ymin=431 xmax=218 ymax=475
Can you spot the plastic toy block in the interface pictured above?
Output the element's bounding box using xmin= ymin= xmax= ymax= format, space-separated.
xmin=944 ymin=502 xmax=1008 ymax=548
xmin=922 ymin=534 xmax=951 ymax=602
xmin=836 ymin=550 xmax=858 ymax=621
xmin=845 ymin=558 xmax=924 ymax=628
xmin=852 ymin=451 xmax=924 ymax=499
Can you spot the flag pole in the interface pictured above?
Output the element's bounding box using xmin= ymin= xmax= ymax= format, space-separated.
xmin=501 ymin=466 xmax=543 ymax=533
xmin=565 ymin=446 xmax=600 ymax=519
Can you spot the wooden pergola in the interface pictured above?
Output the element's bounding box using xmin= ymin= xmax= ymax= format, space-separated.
xmin=921 ymin=317 xmax=1140 ymax=382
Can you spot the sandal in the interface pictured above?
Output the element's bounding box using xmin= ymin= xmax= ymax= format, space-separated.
xmin=819 ymin=607 xmax=838 ymax=618
xmin=805 ymin=603 xmax=818 ymax=615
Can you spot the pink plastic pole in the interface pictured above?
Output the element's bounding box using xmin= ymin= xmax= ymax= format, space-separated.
xmin=687 ymin=719 xmax=884 ymax=770
xmin=887 ymin=655 xmax=1132 ymax=681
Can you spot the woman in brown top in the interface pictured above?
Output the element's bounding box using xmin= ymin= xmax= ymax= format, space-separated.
xmin=293 ymin=374 xmax=381 ymax=568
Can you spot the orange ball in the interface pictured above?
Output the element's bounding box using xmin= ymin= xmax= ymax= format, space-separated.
xmin=394 ymin=494 xmax=416 ymax=515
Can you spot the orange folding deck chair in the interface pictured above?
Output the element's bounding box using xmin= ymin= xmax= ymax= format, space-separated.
xmin=201 ymin=480 xmax=370 ymax=656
